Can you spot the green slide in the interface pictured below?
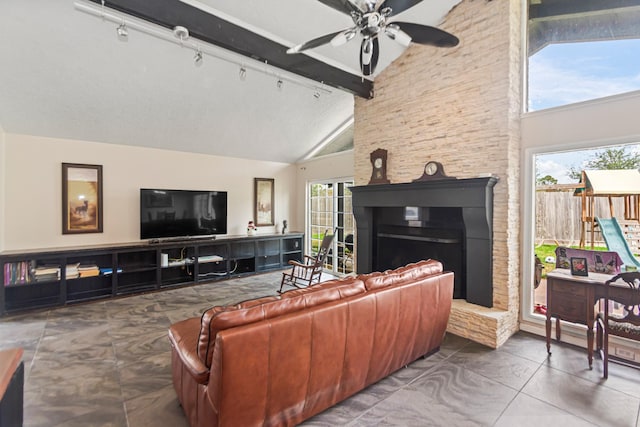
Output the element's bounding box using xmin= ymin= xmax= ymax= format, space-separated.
xmin=596 ymin=217 xmax=640 ymax=269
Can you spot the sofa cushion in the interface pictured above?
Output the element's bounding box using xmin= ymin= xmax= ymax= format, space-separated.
xmin=361 ymin=259 xmax=443 ymax=291
xmin=197 ymin=276 xmax=366 ymax=368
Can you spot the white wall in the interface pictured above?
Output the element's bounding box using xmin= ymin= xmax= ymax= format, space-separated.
xmin=2 ymin=133 xmax=297 ymax=251
xmin=521 ymin=90 xmax=640 ymax=152
xmin=295 ymin=150 xmax=355 ymax=228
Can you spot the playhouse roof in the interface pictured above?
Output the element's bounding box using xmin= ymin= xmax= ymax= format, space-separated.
xmin=577 ymin=169 xmax=640 ymax=196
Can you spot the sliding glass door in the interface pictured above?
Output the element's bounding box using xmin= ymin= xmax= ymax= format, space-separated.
xmin=308 ymin=180 xmax=355 ymax=275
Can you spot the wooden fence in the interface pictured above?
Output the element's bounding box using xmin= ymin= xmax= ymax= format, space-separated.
xmin=535 ymin=185 xmax=640 ymax=254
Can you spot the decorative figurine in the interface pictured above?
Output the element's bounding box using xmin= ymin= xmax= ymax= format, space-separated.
xmin=282 ymin=219 xmax=288 ymax=234
xmin=247 ymin=220 xmax=257 ymax=236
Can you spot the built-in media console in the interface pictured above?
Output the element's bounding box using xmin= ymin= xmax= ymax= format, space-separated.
xmin=0 ymin=233 xmax=303 ymax=314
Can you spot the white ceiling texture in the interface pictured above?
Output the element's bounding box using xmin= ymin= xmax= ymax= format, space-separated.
xmin=0 ymin=0 xmax=460 ymax=163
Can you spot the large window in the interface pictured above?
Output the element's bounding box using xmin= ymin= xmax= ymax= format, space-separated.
xmin=531 ymin=143 xmax=640 ymax=315
xmin=527 ymin=1 xmax=640 ymax=112
xmin=308 ymin=180 xmax=355 ymax=275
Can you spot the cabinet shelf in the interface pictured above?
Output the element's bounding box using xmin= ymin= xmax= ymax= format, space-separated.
xmin=1 ymin=233 xmax=303 ymax=314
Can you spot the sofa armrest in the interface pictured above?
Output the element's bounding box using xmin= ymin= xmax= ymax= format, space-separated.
xmin=169 ymin=318 xmax=210 ymax=384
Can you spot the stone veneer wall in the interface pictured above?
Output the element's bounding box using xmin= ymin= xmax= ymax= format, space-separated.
xmin=353 ymin=0 xmax=523 ymax=348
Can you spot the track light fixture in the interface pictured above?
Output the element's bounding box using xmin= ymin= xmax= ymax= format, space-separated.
xmin=116 ymin=21 xmax=128 ymax=41
xmin=75 ymin=1 xmax=334 ymax=96
xmin=194 ymin=48 xmax=203 ymax=66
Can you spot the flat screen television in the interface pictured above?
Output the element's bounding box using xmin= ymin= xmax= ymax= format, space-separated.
xmin=140 ymin=188 xmax=227 ymax=240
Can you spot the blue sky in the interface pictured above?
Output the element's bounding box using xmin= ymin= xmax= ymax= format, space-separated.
xmin=529 ymin=39 xmax=640 ymax=111
xmin=530 ymin=39 xmax=640 ymax=182
xmin=536 ymin=145 xmax=640 ymax=184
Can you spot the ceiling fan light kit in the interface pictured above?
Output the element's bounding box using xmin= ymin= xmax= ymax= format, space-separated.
xmin=286 ymin=0 xmax=459 ymax=76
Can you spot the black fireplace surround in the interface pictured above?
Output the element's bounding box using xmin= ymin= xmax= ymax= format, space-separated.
xmin=351 ymin=177 xmax=498 ymax=308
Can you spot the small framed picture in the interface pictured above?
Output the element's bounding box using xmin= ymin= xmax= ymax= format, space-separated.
xmin=570 ymin=257 xmax=588 ymax=276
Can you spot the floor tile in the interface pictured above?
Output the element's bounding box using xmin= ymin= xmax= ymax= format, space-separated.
xmin=494 ymin=393 xmax=598 ymax=427
xmin=523 ymin=364 xmax=640 ymax=426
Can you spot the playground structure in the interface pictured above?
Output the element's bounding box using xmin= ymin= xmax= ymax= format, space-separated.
xmin=577 ymin=169 xmax=640 ymax=267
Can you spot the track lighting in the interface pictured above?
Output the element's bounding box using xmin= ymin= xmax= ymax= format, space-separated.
xmin=75 ymin=0 xmax=335 ymax=96
xmin=116 ymin=21 xmax=128 ymax=41
xmin=194 ymin=48 xmax=203 ymax=66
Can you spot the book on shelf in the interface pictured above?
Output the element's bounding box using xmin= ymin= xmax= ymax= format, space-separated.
xmin=66 ymin=263 xmax=80 ymax=279
xmin=33 ymin=264 xmax=61 ymax=282
xmin=77 ymin=263 xmax=100 ymax=277
xmin=3 ymin=261 xmax=34 ymax=285
xmin=99 ymin=267 xmax=122 ymax=276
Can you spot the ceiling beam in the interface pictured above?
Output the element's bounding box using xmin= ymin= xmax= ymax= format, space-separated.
xmin=528 ymin=0 xmax=640 ymax=56
xmin=90 ymin=0 xmax=374 ymax=99
xmin=529 ymin=0 xmax=640 ymax=20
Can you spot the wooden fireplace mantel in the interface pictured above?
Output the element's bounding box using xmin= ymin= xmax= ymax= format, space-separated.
xmin=351 ymin=177 xmax=498 ymax=308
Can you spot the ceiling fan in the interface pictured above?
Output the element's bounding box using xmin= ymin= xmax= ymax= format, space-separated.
xmin=286 ymin=0 xmax=459 ymax=76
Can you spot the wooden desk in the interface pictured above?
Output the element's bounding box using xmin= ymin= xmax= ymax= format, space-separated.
xmin=545 ymin=269 xmax=631 ymax=368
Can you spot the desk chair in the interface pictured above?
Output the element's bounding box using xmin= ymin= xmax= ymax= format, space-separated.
xmin=595 ymin=271 xmax=640 ymax=378
xmin=279 ymin=229 xmax=335 ymax=293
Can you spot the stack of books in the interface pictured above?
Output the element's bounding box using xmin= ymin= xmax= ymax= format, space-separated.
xmin=66 ymin=263 xmax=80 ymax=280
xmin=78 ymin=263 xmax=100 ymax=278
xmin=33 ymin=265 xmax=60 ymax=282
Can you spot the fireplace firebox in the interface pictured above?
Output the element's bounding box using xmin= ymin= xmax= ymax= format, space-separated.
xmin=351 ymin=177 xmax=497 ymax=308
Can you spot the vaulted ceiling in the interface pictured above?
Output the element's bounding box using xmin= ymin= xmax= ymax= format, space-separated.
xmin=0 ymin=0 xmax=461 ymax=163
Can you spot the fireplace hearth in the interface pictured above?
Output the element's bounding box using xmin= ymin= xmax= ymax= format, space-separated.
xmin=351 ymin=177 xmax=498 ymax=308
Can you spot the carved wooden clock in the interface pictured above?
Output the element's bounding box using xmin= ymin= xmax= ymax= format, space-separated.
xmin=369 ymin=148 xmax=391 ymax=185
xmin=413 ymin=161 xmax=455 ymax=182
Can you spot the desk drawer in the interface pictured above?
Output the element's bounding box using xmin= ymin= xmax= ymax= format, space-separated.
xmin=549 ymin=280 xmax=587 ymax=297
xmin=550 ymin=292 xmax=588 ymax=323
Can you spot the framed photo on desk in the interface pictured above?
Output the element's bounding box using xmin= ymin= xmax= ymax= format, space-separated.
xmin=570 ymin=257 xmax=588 ymax=276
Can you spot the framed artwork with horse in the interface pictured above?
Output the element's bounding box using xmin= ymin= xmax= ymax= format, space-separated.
xmin=62 ymin=163 xmax=103 ymax=234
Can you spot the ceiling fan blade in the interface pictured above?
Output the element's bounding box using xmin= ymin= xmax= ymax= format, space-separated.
xmin=384 ymin=24 xmax=411 ymax=47
xmin=287 ymin=30 xmax=347 ymax=54
xmin=379 ymin=0 xmax=423 ymax=16
xmin=316 ymin=0 xmax=366 ymax=15
xmin=359 ymin=37 xmax=380 ymax=76
xmin=393 ymin=22 xmax=459 ymax=47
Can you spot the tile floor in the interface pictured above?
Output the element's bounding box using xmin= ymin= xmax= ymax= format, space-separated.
xmin=2 ymin=271 xmax=640 ymax=427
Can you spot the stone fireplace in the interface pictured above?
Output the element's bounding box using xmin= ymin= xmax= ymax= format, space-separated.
xmin=351 ymin=0 xmax=522 ymax=348
xmin=352 ymin=177 xmax=497 ymax=307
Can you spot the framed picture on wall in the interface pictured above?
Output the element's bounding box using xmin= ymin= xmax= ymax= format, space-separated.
xmin=254 ymin=178 xmax=274 ymax=226
xmin=62 ymin=163 xmax=103 ymax=234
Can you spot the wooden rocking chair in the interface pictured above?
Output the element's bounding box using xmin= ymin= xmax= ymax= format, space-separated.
xmin=279 ymin=228 xmax=335 ymax=293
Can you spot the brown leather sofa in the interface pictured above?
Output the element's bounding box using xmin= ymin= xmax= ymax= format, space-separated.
xmin=168 ymin=259 xmax=454 ymax=427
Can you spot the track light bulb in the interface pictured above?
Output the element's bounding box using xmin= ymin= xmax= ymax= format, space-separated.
xmin=239 ymin=67 xmax=247 ymax=80
xmin=277 ymin=79 xmax=283 ymax=90
xmin=194 ymin=49 xmax=203 ymax=66
xmin=116 ymin=22 xmax=128 ymax=41
xmin=314 ymin=91 xmax=321 ymax=99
